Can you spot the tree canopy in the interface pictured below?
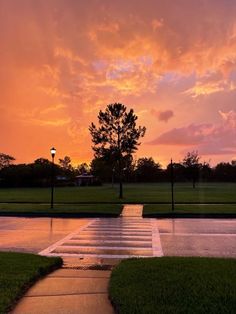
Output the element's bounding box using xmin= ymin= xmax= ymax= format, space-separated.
xmin=0 ymin=153 xmax=15 ymax=170
xmin=182 ymin=151 xmax=201 ymax=188
xmin=89 ymin=103 xmax=146 ymax=197
xmin=59 ymin=156 xmax=72 ymax=171
xmin=89 ymin=103 xmax=146 ymax=159
xmin=135 ymin=157 xmax=162 ymax=182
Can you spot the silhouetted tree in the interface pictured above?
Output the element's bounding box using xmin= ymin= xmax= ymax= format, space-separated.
xmin=0 ymin=153 xmax=15 ymax=170
xmin=200 ymin=161 xmax=212 ymax=182
xmin=213 ymin=162 xmax=236 ymax=182
xmin=231 ymin=160 xmax=236 ymax=166
xmin=77 ymin=163 xmax=90 ymax=175
xmin=0 ymin=164 xmax=31 ymax=187
xmin=135 ymin=157 xmax=162 ymax=182
xmin=0 ymin=158 xmax=62 ymax=187
xmin=182 ymin=151 xmax=201 ymax=188
xmin=122 ymin=154 xmax=135 ymax=182
xmin=90 ymin=157 xmax=113 ymax=182
xmin=59 ymin=156 xmax=72 ymax=171
xmin=89 ymin=103 xmax=146 ymax=198
xmin=34 ymin=158 xmax=51 ymax=165
xmin=166 ymin=162 xmax=186 ymax=182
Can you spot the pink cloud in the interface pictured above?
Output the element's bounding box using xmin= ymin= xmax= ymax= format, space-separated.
xmin=151 ymin=108 xmax=174 ymax=122
xmin=149 ymin=110 xmax=236 ymax=155
xmin=149 ymin=123 xmax=212 ymax=145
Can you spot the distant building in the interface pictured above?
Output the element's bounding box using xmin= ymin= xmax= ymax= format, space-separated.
xmin=55 ymin=175 xmax=73 ymax=186
xmin=75 ymin=174 xmax=96 ymax=186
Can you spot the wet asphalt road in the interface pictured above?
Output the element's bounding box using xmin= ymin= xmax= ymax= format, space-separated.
xmin=157 ymin=219 xmax=236 ymax=258
xmin=0 ymin=217 xmax=90 ymax=253
xmin=0 ymin=217 xmax=235 ymax=258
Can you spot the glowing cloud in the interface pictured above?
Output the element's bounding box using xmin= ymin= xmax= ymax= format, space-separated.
xmin=149 ymin=111 xmax=236 ymax=156
xmin=1 ymin=0 xmax=236 ymax=165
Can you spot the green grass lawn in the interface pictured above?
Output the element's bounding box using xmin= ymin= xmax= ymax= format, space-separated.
xmin=109 ymin=257 xmax=236 ymax=314
xmin=0 ymin=183 xmax=236 ymax=216
xmin=0 ymin=252 xmax=62 ymax=314
xmin=144 ymin=204 xmax=236 ymax=215
xmin=0 ymin=203 xmax=122 ymax=216
xmin=0 ymin=183 xmax=236 ymax=204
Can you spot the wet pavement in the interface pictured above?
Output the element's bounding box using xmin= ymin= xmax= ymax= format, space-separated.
xmin=39 ymin=218 xmax=162 ymax=259
xmin=6 ymin=215 xmax=236 ymax=314
xmin=121 ymin=204 xmax=143 ymax=217
xmin=0 ymin=217 xmax=235 ymax=259
xmin=0 ymin=217 xmax=90 ymax=253
xmin=157 ymin=219 xmax=236 ymax=258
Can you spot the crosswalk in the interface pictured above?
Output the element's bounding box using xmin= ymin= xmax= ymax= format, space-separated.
xmin=39 ymin=218 xmax=163 ymax=259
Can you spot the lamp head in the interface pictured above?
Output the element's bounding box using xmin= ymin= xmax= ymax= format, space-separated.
xmin=50 ymin=147 xmax=56 ymax=158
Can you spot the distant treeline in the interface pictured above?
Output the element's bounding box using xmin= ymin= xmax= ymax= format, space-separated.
xmin=91 ymin=155 xmax=236 ymax=187
xmin=0 ymin=152 xmax=236 ymax=188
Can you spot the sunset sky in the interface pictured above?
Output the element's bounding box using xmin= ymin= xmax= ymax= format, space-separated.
xmin=1 ymin=0 xmax=236 ymax=167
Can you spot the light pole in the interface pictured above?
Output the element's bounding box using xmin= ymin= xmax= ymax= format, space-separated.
xmin=170 ymin=158 xmax=174 ymax=211
xmin=50 ymin=147 xmax=56 ymax=209
xmin=112 ymin=167 xmax=115 ymax=188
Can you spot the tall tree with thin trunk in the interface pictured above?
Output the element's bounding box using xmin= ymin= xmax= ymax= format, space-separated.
xmin=182 ymin=151 xmax=201 ymax=188
xmin=89 ymin=103 xmax=146 ymax=198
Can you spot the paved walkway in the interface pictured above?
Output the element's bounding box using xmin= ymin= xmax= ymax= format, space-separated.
xmin=12 ymin=269 xmax=114 ymax=314
xmin=39 ymin=217 xmax=163 ymax=259
xmin=38 ymin=204 xmax=164 ymax=259
xmin=121 ymin=204 xmax=143 ymax=217
xmin=9 ymin=206 xmax=236 ymax=313
xmin=13 ymin=204 xmax=161 ymax=314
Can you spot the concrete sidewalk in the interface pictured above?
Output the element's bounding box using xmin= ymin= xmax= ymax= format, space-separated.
xmin=12 ymin=269 xmax=115 ymax=314
xmin=121 ymin=204 xmax=143 ymax=217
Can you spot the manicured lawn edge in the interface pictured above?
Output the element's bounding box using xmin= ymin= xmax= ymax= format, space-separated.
xmin=109 ymin=257 xmax=236 ymax=314
xmin=0 ymin=212 xmax=120 ymax=218
xmin=143 ymin=204 xmax=236 ymax=218
xmin=143 ymin=213 xmax=236 ymax=218
xmin=0 ymin=204 xmax=122 ymax=218
xmin=1 ymin=201 xmax=236 ymax=204
xmin=0 ymin=252 xmax=62 ymax=313
xmin=1 ymin=202 xmax=236 ymax=218
xmin=1 ymin=212 xmax=236 ymax=219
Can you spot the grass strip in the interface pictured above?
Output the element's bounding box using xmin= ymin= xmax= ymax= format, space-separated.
xmin=0 ymin=252 xmax=62 ymax=314
xmin=109 ymin=257 xmax=236 ymax=314
xmin=0 ymin=204 xmax=122 ymax=217
xmin=143 ymin=204 xmax=236 ymax=215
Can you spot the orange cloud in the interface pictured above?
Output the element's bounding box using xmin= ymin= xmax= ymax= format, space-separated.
xmin=1 ymin=0 xmax=236 ymax=166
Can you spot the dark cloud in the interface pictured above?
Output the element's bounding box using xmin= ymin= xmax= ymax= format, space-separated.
xmin=151 ymin=109 xmax=174 ymax=122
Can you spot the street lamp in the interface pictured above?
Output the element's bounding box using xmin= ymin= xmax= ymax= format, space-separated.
xmin=112 ymin=167 xmax=115 ymax=188
xmin=50 ymin=147 xmax=56 ymax=209
xmin=170 ymin=158 xmax=174 ymax=211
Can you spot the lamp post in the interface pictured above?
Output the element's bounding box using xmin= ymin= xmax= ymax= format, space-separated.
xmin=170 ymin=158 xmax=174 ymax=211
xmin=50 ymin=147 xmax=56 ymax=209
xmin=112 ymin=167 xmax=115 ymax=188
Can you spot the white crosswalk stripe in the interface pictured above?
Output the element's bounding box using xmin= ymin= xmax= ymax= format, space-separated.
xmin=39 ymin=218 xmax=163 ymax=259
